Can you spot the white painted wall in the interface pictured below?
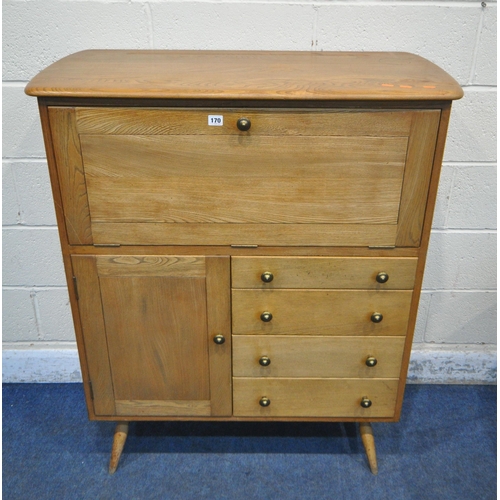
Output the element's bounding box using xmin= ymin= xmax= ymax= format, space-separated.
xmin=3 ymin=0 xmax=496 ymax=383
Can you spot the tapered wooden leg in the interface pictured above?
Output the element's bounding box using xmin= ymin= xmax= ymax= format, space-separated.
xmin=109 ymin=422 xmax=129 ymax=474
xmin=359 ymin=422 xmax=378 ymax=475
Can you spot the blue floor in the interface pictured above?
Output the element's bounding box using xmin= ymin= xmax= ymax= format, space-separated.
xmin=2 ymin=384 xmax=496 ymax=499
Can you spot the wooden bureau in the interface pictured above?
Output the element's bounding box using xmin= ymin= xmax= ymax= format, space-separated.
xmin=26 ymin=50 xmax=462 ymax=474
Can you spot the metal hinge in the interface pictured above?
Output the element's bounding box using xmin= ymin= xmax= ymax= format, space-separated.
xmin=230 ymin=244 xmax=258 ymax=248
xmin=368 ymin=245 xmax=396 ymax=250
xmin=72 ymin=276 xmax=79 ymax=300
xmin=93 ymin=243 xmax=121 ymax=247
xmin=88 ymin=380 xmax=94 ymax=401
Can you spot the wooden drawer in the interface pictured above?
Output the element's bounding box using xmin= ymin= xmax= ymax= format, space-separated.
xmin=231 ymin=256 xmax=417 ymax=289
xmin=233 ymin=378 xmax=399 ymax=417
xmin=232 ymin=336 xmax=405 ymax=378
xmin=232 ymin=289 xmax=412 ymax=336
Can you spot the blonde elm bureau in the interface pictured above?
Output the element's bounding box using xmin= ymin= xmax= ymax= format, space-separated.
xmin=26 ymin=50 xmax=462 ymax=474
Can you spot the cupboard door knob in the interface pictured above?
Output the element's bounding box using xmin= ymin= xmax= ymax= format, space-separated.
xmin=259 ymin=397 xmax=271 ymax=407
xmin=237 ymin=117 xmax=251 ymax=131
xmin=260 ymin=312 xmax=273 ymax=322
xmin=259 ymin=356 xmax=271 ymax=367
xmin=213 ymin=334 xmax=225 ymax=345
xmin=366 ymin=356 xmax=378 ymax=367
xmin=360 ymin=397 xmax=372 ymax=408
xmin=261 ymin=272 xmax=274 ymax=283
xmin=371 ymin=313 xmax=383 ymax=323
xmin=376 ymin=272 xmax=389 ymax=284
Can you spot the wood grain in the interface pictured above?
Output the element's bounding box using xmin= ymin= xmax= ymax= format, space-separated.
xmin=80 ymin=134 xmax=406 ymax=225
xmin=232 ymin=289 xmax=413 ymax=336
xmin=360 ymin=422 xmax=378 ymax=475
xmin=75 ymin=107 xmax=413 ymax=136
xmin=233 ymin=378 xmax=399 ymax=417
xmin=395 ymin=110 xmax=441 ymax=247
xmin=96 ymin=255 xmax=206 ymax=277
xmin=73 ymin=254 xmax=234 ymax=418
xmin=232 ymin=336 xmax=405 ymax=378
xmin=394 ymin=105 xmax=453 ymax=420
xmin=100 ymin=274 xmax=210 ymax=403
xmin=115 ymin=400 xmax=211 ymax=417
xmin=71 ymin=255 xmax=115 ymax=416
xmin=108 ymin=422 xmax=129 ymax=474
xmin=206 ymin=257 xmax=232 ymax=416
xmin=91 ymin=223 xmax=398 ymax=247
xmin=48 ymin=107 xmax=92 ymax=244
xmin=67 ymin=245 xmax=420 ymax=257
xmin=25 ymin=50 xmax=463 ymax=100
xmin=231 ymin=256 xmax=418 ymax=289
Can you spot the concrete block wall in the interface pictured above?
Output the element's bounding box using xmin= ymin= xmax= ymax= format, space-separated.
xmin=3 ymin=0 xmax=496 ymax=383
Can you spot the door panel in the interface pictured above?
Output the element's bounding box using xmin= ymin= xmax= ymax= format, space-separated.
xmin=72 ymin=255 xmax=231 ymax=418
xmin=99 ymin=275 xmax=210 ymax=402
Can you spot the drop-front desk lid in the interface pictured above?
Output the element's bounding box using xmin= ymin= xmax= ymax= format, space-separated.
xmin=25 ymin=50 xmax=463 ymax=101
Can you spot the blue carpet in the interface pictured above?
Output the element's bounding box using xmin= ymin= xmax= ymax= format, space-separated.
xmin=2 ymin=384 xmax=496 ymax=500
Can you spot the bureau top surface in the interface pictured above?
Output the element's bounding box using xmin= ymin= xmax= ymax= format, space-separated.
xmin=25 ymin=50 xmax=463 ymax=101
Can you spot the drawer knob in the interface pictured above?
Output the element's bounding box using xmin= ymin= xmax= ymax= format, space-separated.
xmin=213 ymin=334 xmax=226 ymax=345
xmin=371 ymin=313 xmax=383 ymax=323
xmin=261 ymin=272 xmax=274 ymax=283
xmin=360 ymin=397 xmax=372 ymax=408
xmin=237 ymin=117 xmax=251 ymax=131
xmin=259 ymin=356 xmax=271 ymax=367
xmin=260 ymin=312 xmax=273 ymax=322
xmin=366 ymin=356 xmax=378 ymax=367
xmin=259 ymin=397 xmax=271 ymax=407
xmin=376 ymin=272 xmax=389 ymax=284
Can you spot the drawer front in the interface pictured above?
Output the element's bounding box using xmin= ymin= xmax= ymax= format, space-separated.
xmin=231 ymin=256 xmax=418 ymax=289
xmin=233 ymin=378 xmax=399 ymax=417
xmin=50 ymin=106 xmax=440 ymax=247
xmin=232 ymin=289 xmax=412 ymax=336
xmin=232 ymin=336 xmax=405 ymax=378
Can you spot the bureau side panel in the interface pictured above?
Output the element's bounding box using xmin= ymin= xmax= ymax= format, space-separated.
xmin=394 ymin=105 xmax=454 ymax=420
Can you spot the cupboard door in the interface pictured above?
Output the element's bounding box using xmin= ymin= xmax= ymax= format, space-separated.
xmin=72 ymin=255 xmax=231 ymax=418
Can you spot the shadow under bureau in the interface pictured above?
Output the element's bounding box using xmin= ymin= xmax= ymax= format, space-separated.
xmin=25 ymin=50 xmax=462 ymax=474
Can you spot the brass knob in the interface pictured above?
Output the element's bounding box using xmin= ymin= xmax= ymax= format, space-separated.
xmin=360 ymin=397 xmax=372 ymax=408
xmin=260 ymin=312 xmax=273 ymax=322
xmin=366 ymin=356 xmax=378 ymax=367
xmin=213 ymin=334 xmax=225 ymax=345
xmin=259 ymin=356 xmax=271 ymax=367
xmin=259 ymin=397 xmax=271 ymax=407
xmin=261 ymin=272 xmax=274 ymax=283
xmin=376 ymin=272 xmax=389 ymax=284
xmin=371 ymin=313 xmax=383 ymax=323
xmin=237 ymin=118 xmax=251 ymax=131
